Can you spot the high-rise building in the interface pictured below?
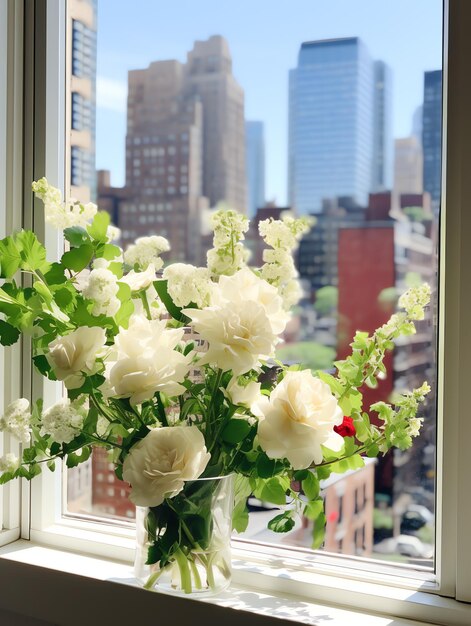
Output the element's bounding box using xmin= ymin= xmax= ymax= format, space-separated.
xmin=124 ymin=59 xmax=207 ymax=262
xmin=288 ymin=37 xmax=393 ymax=214
xmin=372 ymin=61 xmax=393 ymax=191
xmin=184 ymin=37 xmax=246 ymax=213
xmin=245 ymin=121 xmax=266 ymax=217
xmin=394 ymin=136 xmax=423 ymax=197
xmin=69 ymin=0 xmax=97 ymax=202
xmin=100 ymin=36 xmax=245 ymax=262
xmin=412 ymin=105 xmax=423 ymax=143
xmin=422 ymin=70 xmax=442 ymax=209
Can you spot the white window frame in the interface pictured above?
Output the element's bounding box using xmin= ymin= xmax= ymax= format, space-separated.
xmin=0 ymin=0 xmax=25 ymax=548
xmin=1 ymin=0 xmax=471 ymax=623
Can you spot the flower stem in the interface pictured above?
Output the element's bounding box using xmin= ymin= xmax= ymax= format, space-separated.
xmin=174 ymin=547 xmax=192 ymax=594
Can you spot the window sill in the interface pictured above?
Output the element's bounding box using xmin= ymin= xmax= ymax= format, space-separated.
xmin=0 ymin=540 xmax=469 ymax=626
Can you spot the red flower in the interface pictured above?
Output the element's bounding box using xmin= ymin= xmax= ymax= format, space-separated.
xmin=334 ymin=416 xmax=356 ymax=438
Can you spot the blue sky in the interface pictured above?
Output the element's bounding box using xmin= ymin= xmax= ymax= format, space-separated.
xmin=95 ymin=0 xmax=442 ymax=204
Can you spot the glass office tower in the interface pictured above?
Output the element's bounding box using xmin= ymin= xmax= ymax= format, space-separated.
xmin=288 ymin=37 xmax=392 ymax=214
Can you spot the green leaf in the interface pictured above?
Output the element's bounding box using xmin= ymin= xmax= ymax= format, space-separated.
xmin=66 ymin=445 xmax=92 ymax=468
xmin=304 ymin=498 xmax=324 ymax=521
xmin=98 ymin=243 xmax=122 ymax=260
xmin=253 ymin=476 xmax=289 ymax=506
xmin=267 ymin=511 xmax=295 ymax=533
xmin=43 ymin=262 xmax=67 ymax=285
xmin=61 ymin=244 xmax=94 ymax=272
xmin=316 ymin=370 xmax=344 ymax=396
xmin=232 ymin=502 xmax=249 ymax=533
xmin=87 ymin=211 xmax=110 ymax=242
xmin=221 ymin=418 xmax=251 ymax=444
xmin=47 ymin=460 xmax=56 ymax=472
xmin=0 ymin=320 xmax=20 ymax=346
xmin=153 ymin=280 xmax=190 ymax=323
xmin=302 ymin=471 xmax=320 ymax=500
xmin=255 ymin=453 xmax=286 ymax=478
xmin=22 ymin=447 xmax=37 ymax=464
xmin=312 ymin=510 xmax=327 ymax=550
xmin=33 ymin=355 xmax=57 ymax=380
xmin=63 ymin=226 xmax=91 ymax=248
xmin=15 ymin=230 xmax=50 ymax=274
xmin=0 ymin=236 xmax=21 ymax=277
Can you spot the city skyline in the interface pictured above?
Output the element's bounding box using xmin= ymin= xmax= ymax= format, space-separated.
xmin=95 ymin=0 xmax=442 ymax=206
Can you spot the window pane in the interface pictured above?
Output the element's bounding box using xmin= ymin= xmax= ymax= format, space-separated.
xmin=65 ymin=0 xmax=441 ymax=570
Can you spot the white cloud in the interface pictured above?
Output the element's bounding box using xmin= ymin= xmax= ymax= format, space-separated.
xmin=96 ymin=76 xmax=127 ymax=113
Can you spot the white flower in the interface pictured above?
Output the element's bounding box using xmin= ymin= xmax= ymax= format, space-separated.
xmin=124 ymin=236 xmax=170 ymax=271
xmin=163 ymin=263 xmax=213 ymax=308
xmin=408 ymin=417 xmax=424 ymax=438
xmin=32 ymin=178 xmax=97 ymax=229
xmin=103 ymin=316 xmax=192 ymax=405
xmin=183 ymin=299 xmax=277 ymax=376
xmin=46 ymin=326 xmax=107 ymax=389
xmin=121 ymin=263 xmax=156 ymax=292
xmin=206 ymin=244 xmax=249 ymax=276
xmin=40 ymin=398 xmax=87 ymax=444
xmin=280 ymin=278 xmax=304 ymax=309
xmin=0 ymin=453 xmax=20 ymax=474
xmin=106 ymin=225 xmax=121 ymax=243
xmin=215 ymin=268 xmax=289 ymax=335
xmin=398 ymin=284 xmax=431 ymax=320
xmin=82 ymin=267 xmax=120 ymax=317
xmin=122 ymin=426 xmax=210 ymax=507
xmin=257 ymin=370 xmax=344 ymax=470
xmin=96 ymin=415 xmax=110 ymax=437
xmin=0 ymin=399 xmax=31 ymax=444
xmin=132 ymin=284 xmax=162 ymax=320
xmin=227 ymin=378 xmax=262 ymax=411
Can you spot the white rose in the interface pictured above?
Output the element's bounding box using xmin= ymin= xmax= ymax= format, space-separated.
xmin=46 ymin=327 xmax=107 ymax=389
xmin=215 ymin=268 xmax=289 ymax=335
xmin=227 ymin=378 xmax=262 ymax=411
xmin=183 ymin=299 xmax=277 ymax=376
xmin=257 ymin=370 xmax=344 ymax=469
xmin=103 ymin=316 xmax=191 ymax=405
xmin=122 ymin=426 xmax=210 ymax=507
xmin=121 ymin=263 xmax=156 ymax=292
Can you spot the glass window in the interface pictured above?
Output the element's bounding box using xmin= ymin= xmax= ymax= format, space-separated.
xmin=62 ymin=0 xmax=442 ymax=576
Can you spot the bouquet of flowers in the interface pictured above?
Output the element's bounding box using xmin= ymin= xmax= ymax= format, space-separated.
xmin=0 ymin=179 xmax=431 ymax=594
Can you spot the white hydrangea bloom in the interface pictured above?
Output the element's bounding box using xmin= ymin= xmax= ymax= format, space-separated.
xmin=0 ymin=453 xmax=20 ymax=474
xmin=124 ymin=236 xmax=170 ymax=271
xmin=82 ymin=267 xmax=120 ymax=317
xmin=207 ymin=245 xmax=249 ymax=276
xmin=32 ymin=178 xmax=97 ymax=229
xmin=0 ymin=398 xmax=31 ymax=444
xmin=40 ymin=398 xmax=88 ymax=444
xmin=163 ymin=263 xmax=213 ymax=308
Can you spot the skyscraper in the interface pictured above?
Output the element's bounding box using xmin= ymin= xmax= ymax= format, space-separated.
xmin=394 ymin=136 xmax=423 ymax=197
xmin=113 ymin=36 xmax=245 ymax=262
xmin=245 ymin=121 xmax=266 ymax=217
xmin=184 ymin=37 xmax=246 ymax=213
xmin=69 ymin=0 xmax=97 ymax=202
xmin=372 ymin=61 xmax=393 ymax=192
xmin=422 ymin=70 xmax=442 ymax=209
xmin=288 ymin=37 xmax=392 ymax=214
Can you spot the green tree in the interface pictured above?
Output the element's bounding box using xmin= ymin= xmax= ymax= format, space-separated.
xmin=314 ymin=286 xmax=338 ymax=317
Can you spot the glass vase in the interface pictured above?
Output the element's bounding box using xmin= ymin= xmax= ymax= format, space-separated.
xmin=135 ymin=474 xmax=235 ymax=596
